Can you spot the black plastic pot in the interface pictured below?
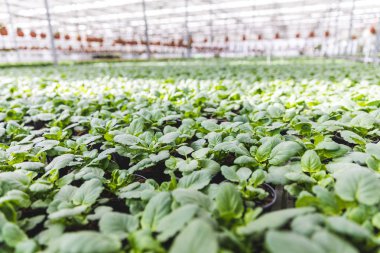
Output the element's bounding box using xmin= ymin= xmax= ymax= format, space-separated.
xmin=211 ymin=172 xmax=225 ymax=184
xmin=332 ymin=133 xmax=355 ymax=148
xmin=112 ymin=153 xmax=131 ymax=169
xmin=271 ymin=185 xmax=295 ymax=210
xmin=90 ymin=142 xmax=103 ymax=151
xmin=136 ymin=161 xmax=170 ymax=183
xmin=257 ymin=183 xmax=277 ymax=211
xmin=132 ymin=174 xmax=147 ymax=183
xmin=221 ymin=180 xmax=277 ymax=211
xmin=33 ymin=120 xmax=45 ymax=130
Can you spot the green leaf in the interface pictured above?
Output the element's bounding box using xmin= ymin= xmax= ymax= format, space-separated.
xmin=50 ymin=231 xmax=121 ymax=253
xmin=114 ymin=134 xmax=140 ymax=146
xmin=172 ymin=189 xmax=211 ymax=211
xmin=214 ymin=141 xmax=250 ymax=156
xmin=269 ymin=141 xmax=303 ymax=166
xmin=256 ymin=137 xmax=281 ymax=162
xmin=169 ymin=219 xmax=218 ymax=253
xmin=267 ymin=105 xmax=284 ymax=118
xmin=0 ymin=171 xmax=30 ymax=194
xmin=234 ymin=155 xmax=256 ymax=165
xmin=13 ymin=162 xmax=45 ymax=171
xmin=350 ymin=113 xmax=375 ymax=129
xmin=158 ymin=132 xmax=180 ymax=144
xmin=49 ymin=206 xmax=87 ymax=220
xmin=315 ymin=141 xmax=340 ymax=151
xmin=72 ymin=179 xmax=103 ymax=205
xmin=366 ymin=143 xmax=380 ymax=160
xmin=221 ymin=166 xmax=240 ymax=182
xmin=290 ymin=213 xmax=324 ymax=236
xmin=312 ymin=230 xmax=359 ymax=253
xmin=191 ymin=148 xmax=210 ymax=159
xmin=177 ymin=159 xmax=198 ymax=172
xmin=326 ymin=217 xmax=371 ymax=240
xmin=215 ymin=183 xmax=243 ymax=221
xmin=141 ymin=192 xmax=172 ymax=230
xmin=45 ymin=154 xmax=75 ymax=172
xmin=285 ymin=171 xmax=316 ymax=184
xmin=249 ymin=169 xmax=266 ymax=187
xmin=128 ymin=229 xmax=163 ymax=253
xmin=334 ymin=167 xmax=380 ymax=205
xmin=325 ymin=162 xmax=363 ymax=174
xmin=266 ymin=163 xmax=301 ymax=185
xmin=201 ymin=120 xmax=220 ymax=131
xmin=301 ymin=150 xmax=322 ymax=172
xmin=340 ymin=130 xmax=365 ymax=145
xmin=265 ymin=231 xmax=325 ymax=253
xmin=371 ymin=213 xmax=380 ymax=229
xmin=236 ymin=167 xmax=252 ymax=181
xmin=0 ymin=190 xmax=31 ymax=208
xmin=15 ymin=239 xmax=38 ymax=253
xmin=176 ymin=146 xmax=194 ymax=156
xmin=2 ymin=222 xmax=28 ymax=247
xmin=178 ymin=170 xmax=212 ymax=190
xmin=157 ymin=204 xmax=198 ymax=241
xmin=99 ymin=212 xmax=139 ymax=238
xmin=237 ymin=207 xmax=315 ymax=235
xmin=128 ymin=118 xmax=145 ymax=135
xmin=207 ymin=132 xmax=223 ymax=147
xmin=366 ymin=156 xmax=380 ymax=171
xmin=35 ymin=113 xmax=55 ymax=121
xmin=311 ymin=186 xmax=340 ymax=215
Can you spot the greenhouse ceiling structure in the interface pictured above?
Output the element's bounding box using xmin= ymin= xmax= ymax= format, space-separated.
xmin=1 ymin=0 xmax=380 ymax=62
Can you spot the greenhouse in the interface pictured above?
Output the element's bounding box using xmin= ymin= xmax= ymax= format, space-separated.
xmin=0 ymin=1 xmax=379 ymax=253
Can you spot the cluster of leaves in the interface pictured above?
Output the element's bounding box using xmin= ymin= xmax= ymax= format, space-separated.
xmin=0 ymin=59 xmax=379 ymax=253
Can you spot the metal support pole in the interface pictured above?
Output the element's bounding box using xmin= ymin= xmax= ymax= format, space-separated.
xmin=184 ymin=0 xmax=191 ymax=58
xmin=325 ymin=3 xmax=335 ymax=57
xmin=209 ymin=7 xmax=214 ymax=44
xmin=141 ymin=0 xmax=151 ymax=59
xmin=344 ymin=0 xmax=356 ymax=56
xmin=208 ymin=1 xmax=214 ymax=56
xmin=374 ymin=19 xmax=380 ymax=63
xmin=333 ymin=0 xmax=341 ymax=56
xmin=4 ymin=0 xmax=20 ymax=62
xmin=44 ymin=0 xmax=58 ymax=66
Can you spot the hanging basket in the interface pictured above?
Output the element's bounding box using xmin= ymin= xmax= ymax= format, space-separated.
xmin=257 ymin=34 xmax=263 ymax=40
xmin=30 ymin=30 xmax=37 ymax=38
xmin=114 ymin=38 xmax=126 ymax=45
xmin=178 ymin=38 xmax=184 ymax=47
xmin=324 ymin=31 xmax=330 ymax=37
xmin=77 ymin=35 xmax=82 ymax=41
xmin=274 ymin=33 xmax=280 ymax=39
xmin=370 ymin=26 xmax=376 ymax=35
xmin=295 ymin=33 xmax=301 ymax=38
xmin=40 ymin=33 xmax=47 ymax=39
xmin=0 ymin=26 xmax=8 ymax=36
xmin=242 ymin=34 xmax=246 ymax=41
xmin=16 ymin=28 xmax=24 ymax=37
xmin=54 ymin=32 xmax=61 ymax=39
xmin=351 ymin=35 xmax=357 ymax=40
xmin=308 ymin=31 xmax=315 ymax=38
xmin=64 ymin=34 xmax=71 ymax=40
xmin=224 ymin=36 xmax=229 ymax=42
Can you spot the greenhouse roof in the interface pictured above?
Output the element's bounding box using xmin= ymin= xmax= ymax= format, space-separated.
xmin=1 ymin=0 xmax=380 ymax=39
